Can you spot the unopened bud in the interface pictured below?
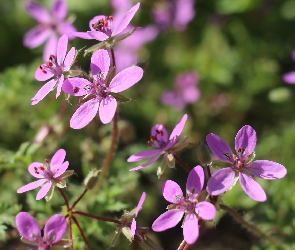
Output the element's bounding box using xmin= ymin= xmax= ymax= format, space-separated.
xmin=84 ymin=169 xmax=101 ymax=190
xmin=196 ymin=141 xmax=211 ymax=166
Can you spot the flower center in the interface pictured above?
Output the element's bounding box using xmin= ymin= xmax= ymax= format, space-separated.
xmin=148 ymin=129 xmax=167 ymax=149
xmin=39 ymin=54 xmax=62 ymax=77
xmin=34 ymin=164 xmax=54 ymax=180
xmin=91 ymin=16 xmax=113 ymax=36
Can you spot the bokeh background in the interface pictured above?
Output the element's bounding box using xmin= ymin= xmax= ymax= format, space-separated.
xmin=0 ymin=0 xmax=294 ymax=249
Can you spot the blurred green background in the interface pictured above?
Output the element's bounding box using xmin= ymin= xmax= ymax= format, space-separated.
xmin=0 ymin=0 xmax=295 ymax=249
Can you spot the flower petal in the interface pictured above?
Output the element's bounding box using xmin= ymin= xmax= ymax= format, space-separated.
xmin=70 ymin=98 xmax=99 ymax=129
xmin=57 ymin=34 xmax=68 ymax=65
xmin=17 ymin=179 xmax=47 ymax=194
xmin=53 ymin=162 xmax=69 ymax=178
xmin=151 ymin=124 xmax=168 ymax=144
xmin=25 ymin=1 xmax=51 ymax=23
xmin=183 ymin=213 xmax=199 ymax=245
xmin=135 ymin=192 xmax=146 ymax=216
xmin=206 ymin=167 xmax=235 ymax=196
xmin=195 ymin=202 xmax=216 ymax=220
xmin=186 ymin=165 xmax=204 ymax=198
xmin=23 ymin=26 xmax=50 ymax=49
xmin=51 ymin=148 xmax=66 ymax=166
xmin=56 ymin=74 xmax=64 ymax=98
xmin=127 ymin=149 xmax=162 ymax=162
xmin=51 ymin=0 xmax=67 ymax=20
xmin=130 ymin=218 xmax=136 ymax=238
xmin=162 ymin=180 xmax=183 ymax=203
xmin=35 ymin=65 xmax=54 ymax=81
xmin=206 ymin=133 xmax=233 ymax=161
xmin=99 ymin=96 xmax=117 ymax=124
xmin=62 ymin=78 xmax=93 ymax=96
xmin=169 ymin=114 xmax=188 ymax=141
xmin=91 ymin=49 xmax=110 ymax=78
xmin=15 ymin=212 xmax=41 ymax=242
xmin=31 ymin=79 xmax=57 ymax=105
xmin=36 ymin=181 xmax=52 ymax=200
xmin=239 ymin=172 xmax=266 ymax=202
xmin=235 ymin=125 xmax=256 ymax=155
xmin=112 ymin=2 xmax=140 ymax=36
xmin=87 ymin=31 xmax=109 ymax=41
xmin=282 ymin=72 xmax=295 ymax=84
xmin=44 ymin=214 xmax=67 ymax=244
xmin=73 ymin=31 xmax=95 ymax=40
xmin=43 ymin=34 xmax=58 ymax=62
xmin=58 ymin=22 xmax=77 ymax=40
xmin=28 ymin=162 xmax=46 ymax=178
xmin=63 ymin=47 xmax=76 ymax=71
xmin=129 ymin=155 xmax=161 ymax=171
xmin=247 ymin=160 xmax=287 ymax=180
xmin=109 ymin=66 xmax=143 ymax=93
xmin=152 ymin=209 xmax=184 ymax=232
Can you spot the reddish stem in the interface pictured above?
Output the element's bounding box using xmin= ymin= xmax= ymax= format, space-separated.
xmin=73 ymin=210 xmax=121 ymax=224
xmin=173 ymin=154 xmax=190 ymax=173
xmin=71 ymin=188 xmax=88 ymax=209
xmin=57 ymin=187 xmax=69 ymax=210
xmin=72 ymin=215 xmax=91 ymax=250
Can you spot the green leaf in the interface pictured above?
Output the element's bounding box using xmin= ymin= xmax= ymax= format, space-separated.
xmin=109 ymin=92 xmax=132 ymax=103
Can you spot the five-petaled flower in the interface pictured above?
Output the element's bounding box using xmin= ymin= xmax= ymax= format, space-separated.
xmin=15 ymin=212 xmax=70 ymax=249
xmin=128 ymin=114 xmax=188 ymax=171
xmin=17 ymin=148 xmax=72 ymax=200
xmin=32 ymin=34 xmax=76 ymax=105
xmin=152 ymin=166 xmax=216 ymax=245
xmin=24 ymin=0 xmax=76 ymax=62
xmin=62 ymin=48 xmax=143 ymax=128
xmin=73 ymin=2 xmax=140 ymax=45
xmin=206 ymin=125 xmax=287 ymax=202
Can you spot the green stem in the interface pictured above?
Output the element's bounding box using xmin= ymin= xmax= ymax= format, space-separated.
xmin=72 ymin=215 xmax=91 ymax=250
xmin=219 ymin=204 xmax=281 ymax=247
xmin=92 ymin=111 xmax=119 ymax=193
xmin=73 ymin=210 xmax=121 ymax=224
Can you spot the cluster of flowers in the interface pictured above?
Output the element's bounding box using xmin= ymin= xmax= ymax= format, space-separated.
xmin=14 ymin=0 xmax=287 ymax=249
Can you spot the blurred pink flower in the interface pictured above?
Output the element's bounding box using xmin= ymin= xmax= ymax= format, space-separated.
xmin=161 ymin=71 xmax=200 ymax=110
xmin=282 ymin=51 xmax=295 ymax=84
xmin=152 ymin=0 xmax=195 ymax=31
xmin=24 ymin=0 xmax=76 ymax=62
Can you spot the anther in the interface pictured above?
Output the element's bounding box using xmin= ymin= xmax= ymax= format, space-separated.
xmin=73 ymin=87 xmax=79 ymax=93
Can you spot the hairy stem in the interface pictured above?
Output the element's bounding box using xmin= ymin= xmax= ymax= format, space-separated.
xmin=93 ymin=111 xmax=119 ymax=193
xmin=177 ymin=240 xmax=187 ymax=250
xmin=57 ymin=187 xmax=69 ymax=210
xmin=69 ymin=218 xmax=73 ymax=250
xmin=72 ymin=215 xmax=91 ymax=250
xmin=220 ymin=204 xmax=281 ymax=247
xmin=173 ymin=154 xmax=190 ymax=173
xmin=73 ymin=210 xmax=121 ymax=224
xmin=71 ymin=188 xmax=88 ymax=209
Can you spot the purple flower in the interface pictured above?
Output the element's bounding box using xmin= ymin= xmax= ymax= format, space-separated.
xmin=161 ymin=71 xmax=200 ymax=110
xmin=128 ymin=114 xmax=188 ymax=171
xmin=206 ymin=125 xmax=287 ymax=202
xmin=152 ymin=166 xmax=216 ymax=245
xmin=152 ymin=0 xmax=195 ymax=31
xmin=15 ymin=212 xmax=70 ymax=249
xmin=73 ymin=2 xmax=140 ymax=42
xmin=130 ymin=192 xmax=146 ymax=240
xmin=32 ymin=34 xmax=76 ymax=105
xmin=24 ymin=0 xmax=76 ymax=62
xmin=62 ymin=49 xmax=143 ymax=128
xmin=282 ymin=51 xmax=295 ymax=84
xmin=17 ymin=148 xmax=72 ymax=200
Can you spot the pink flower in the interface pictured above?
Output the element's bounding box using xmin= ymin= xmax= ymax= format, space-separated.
xmin=130 ymin=192 xmax=146 ymax=240
xmin=206 ymin=125 xmax=287 ymax=202
xmin=282 ymin=51 xmax=295 ymax=84
xmin=24 ymin=0 xmax=76 ymax=62
xmin=152 ymin=166 xmax=216 ymax=245
xmin=128 ymin=114 xmax=188 ymax=171
xmin=32 ymin=34 xmax=76 ymax=105
xmin=17 ymin=149 xmax=71 ymax=200
xmin=62 ymin=49 xmax=143 ymax=128
xmin=15 ymin=212 xmax=70 ymax=249
xmin=152 ymin=0 xmax=195 ymax=31
xmin=74 ymin=2 xmax=140 ymax=42
xmin=161 ymin=71 xmax=200 ymax=110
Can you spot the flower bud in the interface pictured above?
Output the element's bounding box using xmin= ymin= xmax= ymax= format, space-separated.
xmin=83 ymin=169 xmax=101 ymax=190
